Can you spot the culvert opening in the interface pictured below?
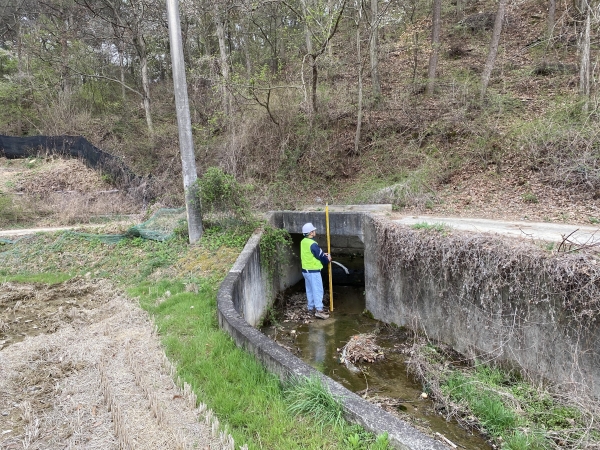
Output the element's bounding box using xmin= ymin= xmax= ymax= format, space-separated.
xmin=261 ymin=233 xmax=492 ymax=450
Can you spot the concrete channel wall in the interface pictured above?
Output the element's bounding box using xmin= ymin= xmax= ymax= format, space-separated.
xmin=216 ymin=209 xmax=600 ymax=448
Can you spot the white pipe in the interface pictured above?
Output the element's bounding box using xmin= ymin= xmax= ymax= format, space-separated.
xmin=331 ymin=260 xmax=350 ymax=274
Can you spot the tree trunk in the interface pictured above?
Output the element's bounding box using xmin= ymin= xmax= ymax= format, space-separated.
xmin=480 ymin=0 xmax=507 ymax=99
xmin=370 ymin=0 xmax=381 ymax=101
xmin=409 ymin=2 xmax=419 ymax=87
xmin=16 ymin=19 xmax=22 ymax=135
xmin=133 ymin=31 xmax=153 ymax=135
xmin=301 ymin=0 xmax=317 ymax=115
xmin=547 ymin=0 xmax=556 ymax=42
xmin=311 ymin=59 xmax=318 ymax=114
xmin=59 ymin=9 xmax=71 ymax=102
xmin=214 ymin=3 xmax=231 ymax=116
xmin=119 ymin=40 xmax=126 ymax=101
xmin=456 ymin=0 xmax=464 ymax=19
xmin=426 ymin=0 xmax=441 ymax=96
xmin=238 ymin=17 xmax=253 ymax=78
xmin=579 ymin=4 xmax=591 ymax=112
xmin=355 ymin=3 xmax=363 ymax=155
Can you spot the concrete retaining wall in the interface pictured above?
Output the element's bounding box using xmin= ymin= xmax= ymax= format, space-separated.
xmin=362 ymin=215 xmax=600 ymax=397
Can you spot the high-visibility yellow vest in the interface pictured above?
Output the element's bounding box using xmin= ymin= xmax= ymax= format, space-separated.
xmin=301 ymin=238 xmax=323 ymax=270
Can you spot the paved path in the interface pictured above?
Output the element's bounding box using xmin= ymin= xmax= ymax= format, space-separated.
xmin=3 ymin=208 xmax=600 ymax=246
xmin=394 ymin=215 xmax=600 ymax=245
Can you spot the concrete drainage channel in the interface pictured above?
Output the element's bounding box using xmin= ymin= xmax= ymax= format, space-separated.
xmin=217 ymin=227 xmax=447 ymax=449
xmin=216 ymin=206 xmax=600 ymax=449
xmin=217 ymin=207 xmax=448 ymax=449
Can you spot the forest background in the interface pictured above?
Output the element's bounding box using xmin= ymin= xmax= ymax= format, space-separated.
xmin=1 ymin=0 xmax=600 ymax=224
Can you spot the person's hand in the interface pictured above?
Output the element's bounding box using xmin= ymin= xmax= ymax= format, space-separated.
xmin=326 ymin=253 xmax=332 ymax=262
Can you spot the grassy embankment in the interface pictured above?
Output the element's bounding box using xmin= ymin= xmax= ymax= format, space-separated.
xmin=0 ymin=227 xmax=389 ymax=450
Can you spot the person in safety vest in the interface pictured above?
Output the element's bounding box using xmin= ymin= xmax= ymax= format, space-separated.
xmin=301 ymin=222 xmax=332 ymax=320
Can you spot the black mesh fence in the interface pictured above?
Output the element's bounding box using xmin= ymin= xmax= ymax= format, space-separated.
xmin=0 ymin=135 xmax=139 ymax=187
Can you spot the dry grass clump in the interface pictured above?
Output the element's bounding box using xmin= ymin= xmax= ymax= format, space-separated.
xmin=339 ymin=334 xmax=384 ymax=364
xmin=1 ymin=157 xmax=140 ymax=226
xmin=16 ymin=158 xmax=110 ymax=194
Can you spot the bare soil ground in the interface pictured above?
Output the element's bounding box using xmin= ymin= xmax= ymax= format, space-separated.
xmin=0 ymin=278 xmax=233 ymax=450
xmin=400 ymin=155 xmax=600 ymax=226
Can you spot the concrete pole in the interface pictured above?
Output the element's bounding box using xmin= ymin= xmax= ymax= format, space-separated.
xmin=166 ymin=0 xmax=203 ymax=243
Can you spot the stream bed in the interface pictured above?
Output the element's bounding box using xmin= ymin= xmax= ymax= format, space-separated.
xmin=262 ymin=283 xmax=491 ymax=450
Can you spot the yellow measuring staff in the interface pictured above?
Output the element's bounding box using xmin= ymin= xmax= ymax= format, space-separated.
xmin=326 ymin=203 xmax=333 ymax=311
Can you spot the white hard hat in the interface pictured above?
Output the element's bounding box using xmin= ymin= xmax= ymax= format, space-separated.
xmin=302 ymin=223 xmax=317 ymax=234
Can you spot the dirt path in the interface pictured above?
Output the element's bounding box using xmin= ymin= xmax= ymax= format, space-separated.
xmin=0 ymin=279 xmax=237 ymax=450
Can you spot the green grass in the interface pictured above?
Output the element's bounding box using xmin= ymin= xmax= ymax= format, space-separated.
xmin=0 ymin=226 xmax=391 ymax=450
xmin=521 ymin=191 xmax=539 ymax=204
xmin=283 ymin=375 xmax=346 ymax=431
xmin=135 ymin=280 xmax=339 ymax=449
xmin=437 ymin=361 xmax=597 ymax=448
xmin=411 ymin=222 xmax=448 ymax=232
xmin=0 ymin=272 xmax=71 ymax=284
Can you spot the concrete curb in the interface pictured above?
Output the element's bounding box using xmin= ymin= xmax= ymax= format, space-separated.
xmin=216 ymin=231 xmax=449 ymax=450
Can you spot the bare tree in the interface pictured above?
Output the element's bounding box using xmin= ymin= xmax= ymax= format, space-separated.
xmin=480 ymin=0 xmax=507 ymax=99
xmin=426 ymin=0 xmax=441 ymax=96
xmin=285 ymin=0 xmax=347 ymax=116
xmin=370 ymin=0 xmax=381 ymax=100
xmin=354 ymin=0 xmax=364 ymax=155
xmin=579 ymin=0 xmax=591 ymax=112
xmin=547 ymin=0 xmax=556 ymax=42
xmin=79 ymin=0 xmax=159 ymax=134
xmin=213 ymin=0 xmax=232 ymax=116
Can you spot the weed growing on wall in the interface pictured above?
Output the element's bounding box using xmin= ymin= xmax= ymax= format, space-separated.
xmin=260 ymin=225 xmax=292 ymax=287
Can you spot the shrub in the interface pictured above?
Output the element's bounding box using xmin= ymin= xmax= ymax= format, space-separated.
xmin=194 ymin=167 xmax=251 ymax=223
xmin=0 ymin=192 xmax=20 ymax=226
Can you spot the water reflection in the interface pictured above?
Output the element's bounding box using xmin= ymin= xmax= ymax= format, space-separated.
xmin=263 ymin=283 xmax=492 ymax=450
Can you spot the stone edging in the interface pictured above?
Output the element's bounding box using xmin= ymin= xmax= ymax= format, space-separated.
xmin=216 ymin=231 xmax=449 ymax=450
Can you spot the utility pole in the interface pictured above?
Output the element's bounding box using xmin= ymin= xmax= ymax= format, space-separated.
xmin=166 ymin=0 xmax=203 ymax=243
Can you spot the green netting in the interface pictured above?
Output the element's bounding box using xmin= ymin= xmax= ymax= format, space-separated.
xmin=0 ymin=208 xmax=187 ymax=246
xmin=125 ymin=207 xmax=187 ymax=241
xmin=82 ymin=207 xmax=186 ymax=243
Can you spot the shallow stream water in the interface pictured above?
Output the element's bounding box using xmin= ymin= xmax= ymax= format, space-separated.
xmin=262 ymin=282 xmax=492 ymax=450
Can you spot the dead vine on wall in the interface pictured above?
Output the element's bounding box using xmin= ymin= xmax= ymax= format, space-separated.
xmin=373 ymin=218 xmax=600 ymax=328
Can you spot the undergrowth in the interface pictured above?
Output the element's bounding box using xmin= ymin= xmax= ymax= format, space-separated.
xmin=408 ymin=342 xmax=600 ymax=449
